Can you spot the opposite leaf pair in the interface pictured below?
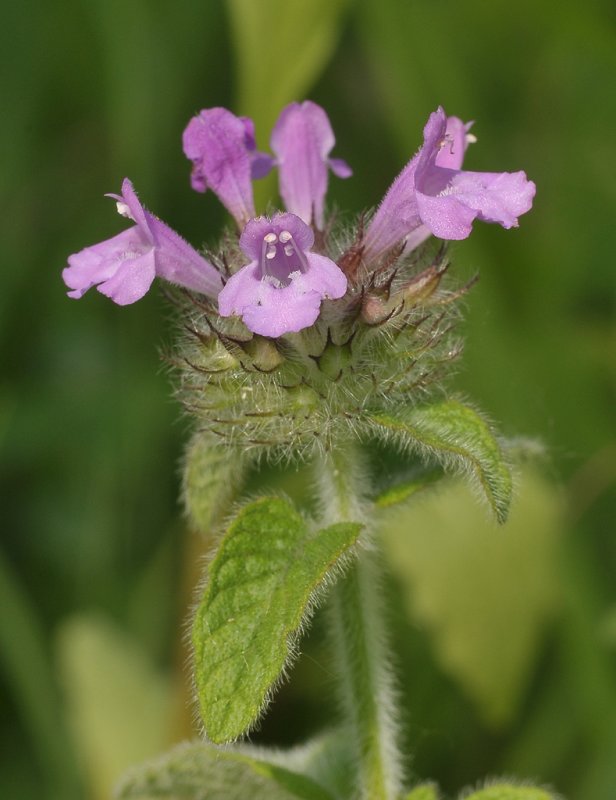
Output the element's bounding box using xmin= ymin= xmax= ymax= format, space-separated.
xmin=117 ymin=739 xmax=558 ymax=800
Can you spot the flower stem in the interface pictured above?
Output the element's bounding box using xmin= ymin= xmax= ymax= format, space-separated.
xmin=317 ymin=446 xmax=402 ymax=800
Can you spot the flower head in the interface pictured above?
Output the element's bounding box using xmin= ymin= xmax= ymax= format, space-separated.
xmin=63 ymin=179 xmax=222 ymax=305
xmin=364 ymin=107 xmax=535 ymax=260
xmin=182 ymin=108 xmax=274 ymax=226
xmin=65 ymin=101 xmax=534 ymax=349
xmin=218 ymin=212 xmax=347 ymax=337
xmin=270 ymin=101 xmax=352 ymax=228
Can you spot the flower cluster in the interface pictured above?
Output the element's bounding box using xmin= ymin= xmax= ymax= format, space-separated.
xmin=64 ymin=102 xmax=535 ymax=340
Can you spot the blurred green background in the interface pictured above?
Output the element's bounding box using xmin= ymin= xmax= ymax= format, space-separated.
xmin=1 ymin=1 xmax=615 ymax=798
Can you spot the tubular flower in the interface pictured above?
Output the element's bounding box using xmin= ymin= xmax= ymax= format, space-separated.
xmin=65 ymin=101 xmax=535 ymax=344
xmin=218 ymin=212 xmax=347 ymax=338
xmin=182 ymin=107 xmax=274 ymax=226
xmin=363 ymin=106 xmax=536 ymax=260
xmin=270 ymin=101 xmax=352 ymax=228
xmin=63 ymin=178 xmax=223 ymax=305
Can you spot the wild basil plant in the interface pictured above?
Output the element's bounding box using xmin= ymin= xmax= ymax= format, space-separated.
xmin=64 ymin=102 xmax=555 ymax=800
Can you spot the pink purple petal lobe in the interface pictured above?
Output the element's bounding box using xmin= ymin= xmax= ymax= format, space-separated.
xmin=364 ymin=106 xmax=535 ymax=258
xmin=218 ymin=212 xmax=347 ymax=337
xmin=63 ymin=179 xmax=223 ymax=305
xmin=182 ymin=108 xmax=273 ymax=226
xmin=270 ymin=102 xmax=352 ymax=228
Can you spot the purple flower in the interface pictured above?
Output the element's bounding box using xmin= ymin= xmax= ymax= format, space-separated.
xmin=182 ymin=108 xmax=274 ymax=226
xmin=270 ymin=101 xmax=352 ymax=229
xmin=63 ymin=179 xmax=223 ymax=305
xmin=363 ymin=107 xmax=536 ymax=260
xmin=218 ymin=212 xmax=347 ymax=337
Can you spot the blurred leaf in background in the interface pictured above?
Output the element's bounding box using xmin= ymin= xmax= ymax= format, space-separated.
xmin=382 ymin=469 xmax=564 ymax=728
xmin=57 ymin=615 xmax=174 ymax=800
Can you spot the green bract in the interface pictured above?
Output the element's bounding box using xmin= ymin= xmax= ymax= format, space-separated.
xmin=369 ymin=400 xmax=512 ymax=524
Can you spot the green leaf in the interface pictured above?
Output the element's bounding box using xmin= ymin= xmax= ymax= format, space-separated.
xmin=368 ymin=400 xmax=512 ymax=523
xmin=373 ymin=468 xmax=443 ymax=510
xmin=382 ymin=469 xmax=563 ymax=727
xmin=227 ymin=0 xmax=351 ymax=136
xmin=265 ymin=730 xmax=355 ymax=800
xmin=192 ymin=497 xmax=362 ymax=742
xmin=404 ymin=782 xmax=440 ymax=800
xmin=117 ymin=740 xmax=336 ymax=799
xmin=460 ymin=782 xmax=557 ymax=800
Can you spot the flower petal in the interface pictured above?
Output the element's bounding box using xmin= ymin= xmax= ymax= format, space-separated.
xmin=434 ymin=116 xmax=474 ymax=170
xmin=241 ymin=283 xmax=322 ymax=338
xmin=63 ymin=226 xmax=151 ymax=300
xmin=97 ymin=250 xmax=157 ymax=305
xmin=362 ymin=155 xmax=422 ymax=261
xmin=146 ymin=213 xmax=223 ymax=296
xmin=415 ymin=189 xmax=479 ymax=240
xmin=271 ymin=101 xmax=351 ymax=228
xmin=239 ymin=213 xmax=314 ymax=262
xmin=416 ymin=168 xmax=536 ymax=239
xmin=449 ymin=169 xmax=536 ymax=226
xmin=106 ymin=178 xmax=153 ymax=237
xmin=402 ymin=224 xmax=432 ymax=255
xmin=218 ymin=212 xmax=346 ymax=337
xmin=366 ymin=105 xmax=535 ymax=255
xmin=301 ymin=252 xmax=347 ymax=298
xmin=328 ymin=157 xmax=353 ymax=179
xmin=182 ymin=107 xmax=259 ymax=225
xmin=218 ymin=262 xmax=323 ymax=337
xmin=64 ymin=181 xmax=223 ymax=304
xmin=217 ymin=262 xmax=261 ymax=318
xmin=219 ymin=267 xmax=322 ymax=338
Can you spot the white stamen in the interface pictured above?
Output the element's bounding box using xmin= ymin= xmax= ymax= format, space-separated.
xmin=264 ymin=232 xmax=277 ymax=243
xmin=466 ymin=133 xmax=477 ymax=144
xmin=284 ymin=244 xmax=294 ymax=256
xmin=279 ymin=230 xmax=292 ymax=243
xmin=266 ymin=245 xmax=276 ymax=259
xmin=439 ymin=133 xmax=455 ymax=155
xmin=116 ymin=201 xmax=132 ymax=218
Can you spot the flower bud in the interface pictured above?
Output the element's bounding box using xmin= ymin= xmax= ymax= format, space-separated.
xmin=361 ymin=263 xmax=447 ymax=326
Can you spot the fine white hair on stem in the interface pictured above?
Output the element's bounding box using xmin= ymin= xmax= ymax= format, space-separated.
xmin=316 ymin=446 xmax=405 ymax=800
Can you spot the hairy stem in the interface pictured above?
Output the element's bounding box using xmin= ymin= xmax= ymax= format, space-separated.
xmin=317 ymin=446 xmax=402 ymax=800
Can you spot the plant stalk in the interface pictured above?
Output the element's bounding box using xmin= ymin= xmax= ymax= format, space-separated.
xmin=317 ymin=446 xmax=402 ymax=800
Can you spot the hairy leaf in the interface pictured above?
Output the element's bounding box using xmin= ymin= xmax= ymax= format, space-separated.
xmin=192 ymin=497 xmax=361 ymax=742
xmin=369 ymin=400 xmax=512 ymax=523
xmin=373 ymin=468 xmax=443 ymax=510
xmin=117 ymin=740 xmax=335 ymax=799
xmin=461 ymin=782 xmax=557 ymax=800
xmin=183 ymin=433 xmax=247 ymax=534
xmin=405 ymin=782 xmax=440 ymax=800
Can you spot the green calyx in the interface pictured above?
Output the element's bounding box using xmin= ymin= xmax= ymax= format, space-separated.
xmin=174 ymin=230 xmax=464 ymax=460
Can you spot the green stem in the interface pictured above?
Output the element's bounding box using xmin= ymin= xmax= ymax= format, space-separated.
xmin=317 ymin=446 xmax=402 ymax=800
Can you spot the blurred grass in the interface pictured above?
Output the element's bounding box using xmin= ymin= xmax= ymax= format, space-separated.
xmin=1 ymin=1 xmax=615 ymax=799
